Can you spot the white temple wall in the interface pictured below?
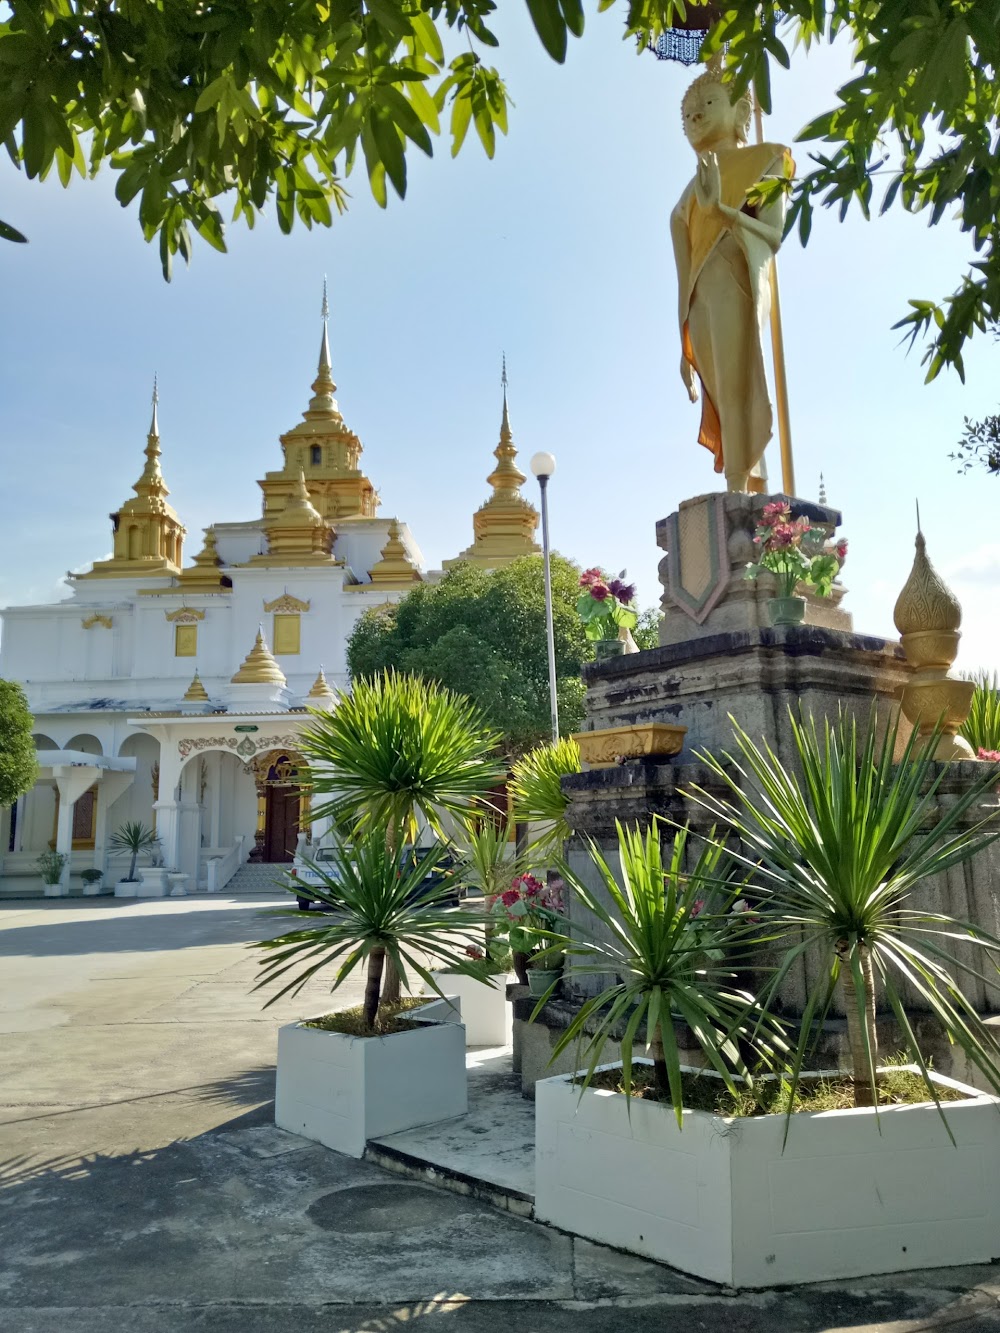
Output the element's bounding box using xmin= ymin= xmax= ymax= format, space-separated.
xmin=108 ymin=733 xmax=160 ymax=833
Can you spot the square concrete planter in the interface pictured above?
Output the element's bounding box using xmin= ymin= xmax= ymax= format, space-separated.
xmin=425 ymin=971 xmax=511 ymax=1046
xmin=275 ymin=1015 xmax=467 ymax=1159
xmin=137 ymin=867 xmax=169 ymax=897
xmin=534 ymin=1061 xmax=1000 ymax=1288
xmin=114 ymin=879 xmax=139 ymax=898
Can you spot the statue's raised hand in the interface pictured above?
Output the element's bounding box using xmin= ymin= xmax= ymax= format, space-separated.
xmin=680 ymin=356 xmax=699 ymax=404
xmin=695 ymin=151 xmax=722 ymax=214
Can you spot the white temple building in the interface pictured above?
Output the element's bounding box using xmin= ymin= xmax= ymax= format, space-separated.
xmin=0 ymin=303 xmax=541 ymax=896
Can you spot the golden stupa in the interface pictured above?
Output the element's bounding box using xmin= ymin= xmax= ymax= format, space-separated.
xmin=182 ymin=670 xmax=210 ymax=702
xmin=230 ymin=629 xmax=287 ymax=686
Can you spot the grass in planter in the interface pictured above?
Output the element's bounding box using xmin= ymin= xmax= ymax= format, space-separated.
xmin=583 ymin=1061 xmax=969 ymax=1116
xmin=303 ymin=997 xmax=430 ymax=1038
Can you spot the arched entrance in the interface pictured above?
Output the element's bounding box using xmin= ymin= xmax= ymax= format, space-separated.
xmin=251 ymin=750 xmax=309 ymax=863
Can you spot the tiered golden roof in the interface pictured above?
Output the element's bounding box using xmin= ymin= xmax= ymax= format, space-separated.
xmin=182 ymin=670 xmax=210 ymax=702
xmin=230 ymin=629 xmax=287 ymax=686
xmin=175 ymin=528 xmax=232 ymax=592
xmin=360 ymin=519 xmax=422 ymax=590
xmin=444 ymin=370 xmax=540 ymax=570
xmin=306 ymin=666 xmax=337 ymax=706
xmin=258 ymin=285 xmax=379 ymax=527
xmin=76 ymin=382 xmax=186 ymax=581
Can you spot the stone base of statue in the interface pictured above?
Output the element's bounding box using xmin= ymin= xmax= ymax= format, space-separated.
xmin=656 ymin=491 xmax=851 ymax=643
xmin=511 ymin=491 xmax=1000 ymax=1097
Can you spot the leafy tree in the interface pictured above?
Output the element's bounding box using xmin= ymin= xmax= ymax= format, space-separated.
xmin=633 ymin=607 xmax=662 ymax=650
xmin=3 ymin=3 xmax=998 ymax=379
xmin=0 ymin=679 xmax=37 ymax=809
xmin=347 ymin=555 xmax=590 ymax=757
xmin=952 ymin=410 xmax=1000 ymax=478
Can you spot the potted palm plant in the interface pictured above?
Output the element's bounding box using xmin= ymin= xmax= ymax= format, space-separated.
xmin=109 ymin=820 xmax=159 ymax=897
xmin=300 ymin=669 xmax=503 ymax=1001
xmin=535 ymin=713 xmax=1000 ymax=1288
xmin=257 ymin=832 xmax=488 ymax=1158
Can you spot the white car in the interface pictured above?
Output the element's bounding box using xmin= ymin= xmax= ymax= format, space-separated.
xmin=289 ymin=844 xmax=343 ymax=910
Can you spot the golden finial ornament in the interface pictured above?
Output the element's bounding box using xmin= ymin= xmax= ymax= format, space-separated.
xmin=183 ymin=669 xmax=210 ymax=702
xmin=307 ymin=665 xmax=337 ymax=707
xmin=895 ymin=513 xmax=975 ymax=760
xmin=366 ymin=519 xmax=422 ymax=588
xmin=177 ymin=527 xmax=231 ymax=591
xmin=230 ymin=628 xmax=287 ymax=686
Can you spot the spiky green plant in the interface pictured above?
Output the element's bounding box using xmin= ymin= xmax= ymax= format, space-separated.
xmin=687 ymin=709 xmax=1000 ymax=1113
xmin=254 ymin=832 xmax=487 ymax=1030
xmin=960 ymin=670 xmax=1000 ymax=755
xmin=548 ymin=822 xmax=779 ymax=1125
xmin=302 ymin=671 xmax=503 ymax=843
xmin=108 ymin=820 xmax=159 ymax=882
xmin=509 ymin=736 xmax=581 ymax=856
xmin=455 ymin=816 xmax=523 ymax=901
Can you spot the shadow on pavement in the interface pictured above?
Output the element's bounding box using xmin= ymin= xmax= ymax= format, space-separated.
xmin=0 ymin=902 xmax=280 ymax=958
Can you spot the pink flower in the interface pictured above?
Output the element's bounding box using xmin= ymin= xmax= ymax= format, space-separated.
xmin=501 ymin=888 xmax=520 ymax=907
xmin=769 ymin=523 xmax=798 ymax=550
xmin=465 ymin=945 xmax=484 ymax=959
xmin=580 ymin=567 xmax=603 ymax=588
xmin=836 ymin=540 xmax=848 ymax=560
xmin=978 ymin=748 xmax=1000 ymax=762
xmin=589 ymin=582 xmax=610 ymax=601
xmin=518 ymin=874 xmax=544 ymax=897
xmin=690 ymin=899 xmax=705 ymax=918
xmin=762 ymin=502 xmax=789 ymax=522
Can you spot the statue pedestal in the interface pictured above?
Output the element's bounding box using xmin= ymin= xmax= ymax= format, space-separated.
xmin=656 ymin=491 xmax=851 ymax=644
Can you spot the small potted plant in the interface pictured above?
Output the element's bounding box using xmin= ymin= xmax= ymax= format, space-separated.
xmin=36 ymin=850 xmax=68 ymax=897
xmin=80 ymin=868 xmax=104 ymax=897
xmin=577 ymin=568 xmax=639 ymax=661
xmin=257 ymin=828 xmax=489 ymax=1159
xmin=491 ymin=872 xmax=564 ymax=996
xmin=744 ymin=501 xmax=846 ymax=625
xmin=109 ymin=820 xmax=159 ymax=897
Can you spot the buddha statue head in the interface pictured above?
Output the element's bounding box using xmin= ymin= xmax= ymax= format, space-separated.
xmin=681 ymin=71 xmax=752 ymax=153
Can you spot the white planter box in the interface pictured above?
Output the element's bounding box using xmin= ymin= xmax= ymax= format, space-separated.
xmin=425 ymin=971 xmax=510 ymax=1047
xmin=275 ymin=1016 xmax=467 ymax=1159
xmin=114 ymin=879 xmax=138 ymax=898
xmin=535 ymin=1061 xmax=1000 ymax=1288
xmin=81 ymin=880 xmax=104 ymax=897
xmin=136 ymin=868 xmax=169 ymax=897
xmin=42 ymin=883 xmax=67 ymax=898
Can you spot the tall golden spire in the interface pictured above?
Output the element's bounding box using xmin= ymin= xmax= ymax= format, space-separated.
xmin=76 ymin=379 xmax=186 ymax=581
xmin=443 ymin=358 xmax=541 ymax=570
xmin=258 ymin=283 xmax=379 ymax=524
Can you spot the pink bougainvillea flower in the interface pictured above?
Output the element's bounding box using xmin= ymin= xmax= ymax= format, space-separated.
xmin=590 ymin=582 xmax=610 ymax=601
xmin=978 ymin=748 xmax=1000 ymax=762
xmin=501 ymin=888 xmax=520 ymax=907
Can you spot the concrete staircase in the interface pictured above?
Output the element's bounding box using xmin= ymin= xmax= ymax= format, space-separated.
xmin=224 ymin=862 xmax=291 ymax=896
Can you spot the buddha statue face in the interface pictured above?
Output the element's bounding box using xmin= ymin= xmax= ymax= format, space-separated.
xmin=682 ymin=73 xmax=751 ymax=153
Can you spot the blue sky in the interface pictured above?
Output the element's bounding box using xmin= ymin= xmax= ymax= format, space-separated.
xmin=1 ymin=9 xmax=997 ymax=667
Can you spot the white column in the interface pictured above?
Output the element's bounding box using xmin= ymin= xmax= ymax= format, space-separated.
xmin=52 ymin=766 xmax=98 ymax=893
xmin=176 ymin=759 xmax=203 ymax=883
xmin=94 ymin=769 xmax=136 ymax=877
xmin=208 ymin=752 xmax=224 ymax=848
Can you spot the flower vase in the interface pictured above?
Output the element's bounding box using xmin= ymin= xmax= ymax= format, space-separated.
xmin=594 ymin=639 xmax=626 ymax=663
xmin=767 ymin=595 xmax=806 ymax=627
xmin=527 ymin=968 xmax=561 ymax=998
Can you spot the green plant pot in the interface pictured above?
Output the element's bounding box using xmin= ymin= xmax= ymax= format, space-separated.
xmin=767 ymin=595 xmax=807 ymax=627
xmin=594 ymin=639 xmax=626 ymax=662
xmin=527 ymin=968 xmax=561 ymax=998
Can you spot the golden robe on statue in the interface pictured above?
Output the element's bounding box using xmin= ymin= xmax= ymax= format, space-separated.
xmin=674 ymin=143 xmax=793 ymax=485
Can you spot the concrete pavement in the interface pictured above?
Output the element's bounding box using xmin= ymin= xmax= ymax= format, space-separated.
xmin=4 ymin=896 xmax=1000 ymax=1332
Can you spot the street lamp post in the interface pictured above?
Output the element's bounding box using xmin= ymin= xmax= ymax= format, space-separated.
xmin=530 ymin=451 xmax=559 ymax=743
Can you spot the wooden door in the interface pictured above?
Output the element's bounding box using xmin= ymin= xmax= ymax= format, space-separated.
xmin=263 ymin=787 xmax=300 ymax=862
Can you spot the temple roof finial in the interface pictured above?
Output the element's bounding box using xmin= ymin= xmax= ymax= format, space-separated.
xmin=818 ymin=471 xmax=827 ymax=506
xmin=309 ymin=278 xmax=337 ymax=409
xmin=500 ymin=353 xmax=510 ymax=436
xmin=149 ymin=374 xmax=159 ymax=440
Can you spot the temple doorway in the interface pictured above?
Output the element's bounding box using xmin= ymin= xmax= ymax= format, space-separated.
xmin=253 ymin=751 xmax=307 ymax=863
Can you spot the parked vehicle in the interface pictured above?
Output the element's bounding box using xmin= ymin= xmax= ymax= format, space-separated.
xmin=289 ymin=844 xmax=343 ymax=910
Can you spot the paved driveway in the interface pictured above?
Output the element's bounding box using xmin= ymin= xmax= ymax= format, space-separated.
xmin=3 ymin=896 xmax=1000 ymax=1332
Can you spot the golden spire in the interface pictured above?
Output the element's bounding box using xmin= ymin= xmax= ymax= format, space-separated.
xmin=362 ymin=518 xmax=422 ymax=589
xmin=230 ymin=628 xmax=287 ymax=686
xmin=183 ymin=669 xmax=209 ymax=702
xmin=443 ymin=359 xmax=541 ymax=570
xmin=75 ymin=379 xmax=185 ymax=581
xmin=307 ymin=666 xmax=337 ymax=706
xmin=258 ymin=284 xmax=379 ymax=524
xmin=176 ymin=527 xmax=232 ymax=592
xmin=255 ymin=469 xmax=334 ymax=565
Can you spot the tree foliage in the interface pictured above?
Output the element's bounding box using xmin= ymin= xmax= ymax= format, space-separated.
xmin=6 ymin=2 xmax=994 ymax=376
xmin=952 ymin=409 xmax=1000 ymax=478
xmin=346 ymin=555 xmax=591 ymax=757
xmin=0 ymin=679 xmax=37 ymax=809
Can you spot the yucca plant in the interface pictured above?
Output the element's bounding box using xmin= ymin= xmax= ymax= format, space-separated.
xmin=961 ymin=670 xmax=1000 ymax=755
xmin=509 ymin=736 xmax=581 ymax=857
xmin=687 ymin=709 xmax=1000 ymax=1112
xmin=455 ymin=816 xmax=523 ymax=901
xmin=108 ymin=820 xmax=159 ymax=882
xmin=549 ymin=821 xmax=781 ymax=1125
xmin=302 ymin=671 xmax=503 ymax=845
xmin=254 ymin=832 xmax=488 ymax=1030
